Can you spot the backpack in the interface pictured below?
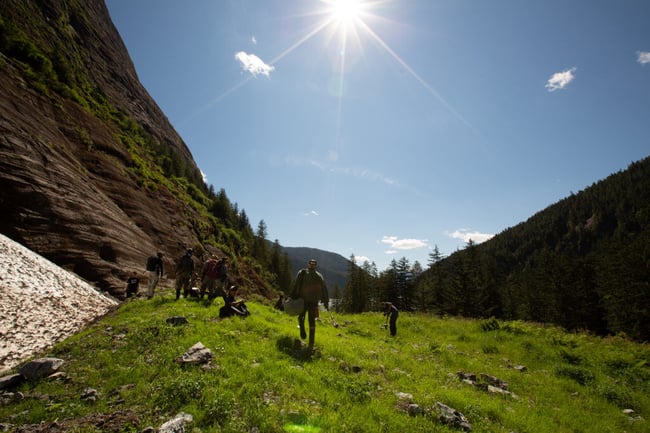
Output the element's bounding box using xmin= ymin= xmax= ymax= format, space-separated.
xmin=178 ymin=254 xmax=193 ymax=272
xmin=146 ymin=256 xmax=158 ymax=271
xmin=204 ymin=259 xmax=221 ymax=279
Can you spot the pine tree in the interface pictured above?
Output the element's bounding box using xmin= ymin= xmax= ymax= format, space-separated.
xmin=343 ymin=254 xmax=368 ymax=313
xmin=278 ymin=251 xmax=293 ymax=291
xmin=253 ymin=220 xmax=269 ymax=265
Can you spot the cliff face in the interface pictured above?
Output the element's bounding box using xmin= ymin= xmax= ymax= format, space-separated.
xmin=0 ymin=0 xmax=207 ymax=295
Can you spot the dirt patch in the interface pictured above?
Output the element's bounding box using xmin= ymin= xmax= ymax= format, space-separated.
xmin=9 ymin=410 xmax=141 ymax=433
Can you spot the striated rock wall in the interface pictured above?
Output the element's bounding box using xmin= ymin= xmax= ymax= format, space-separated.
xmin=0 ymin=0 xmax=207 ymax=295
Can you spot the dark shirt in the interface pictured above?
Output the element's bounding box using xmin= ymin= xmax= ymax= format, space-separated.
xmin=147 ymin=256 xmax=164 ymax=276
xmin=177 ymin=253 xmax=194 ymax=274
xmin=384 ymin=303 xmax=399 ymax=316
xmin=292 ymin=268 xmax=328 ymax=304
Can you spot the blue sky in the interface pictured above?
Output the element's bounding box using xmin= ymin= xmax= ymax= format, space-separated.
xmin=105 ymin=0 xmax=649 ymax=272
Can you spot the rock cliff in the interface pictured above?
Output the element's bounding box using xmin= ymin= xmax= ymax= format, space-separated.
xmin=0 ymin=0 xmax=213 ymax=296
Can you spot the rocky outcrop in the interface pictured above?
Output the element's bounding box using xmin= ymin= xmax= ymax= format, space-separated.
xmin=0 ymin=0 xmax=207 ymax=296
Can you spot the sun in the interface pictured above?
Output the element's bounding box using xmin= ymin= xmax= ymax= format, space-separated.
xmin=325 ymin=0 xmax=365 ymax=26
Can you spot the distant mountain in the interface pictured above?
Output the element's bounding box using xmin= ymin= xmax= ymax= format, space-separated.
xmin=281 ymin=246 xmax=350 ymax=292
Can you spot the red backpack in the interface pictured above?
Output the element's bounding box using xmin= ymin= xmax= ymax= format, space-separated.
xmin=204 ymin=259 xmax=221 ymax=279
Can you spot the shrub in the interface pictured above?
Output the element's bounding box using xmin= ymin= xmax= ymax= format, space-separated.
xmin=151 ymin=374 xmax=208 ymax=412
xmin=480 ymin=317 xmax=500 ymax=331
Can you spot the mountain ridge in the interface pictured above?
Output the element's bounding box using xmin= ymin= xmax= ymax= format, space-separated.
xmin=281 ymin=246 xmax=350 ymax=291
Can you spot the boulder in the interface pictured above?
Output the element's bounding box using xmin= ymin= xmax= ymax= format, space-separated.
xmin=159 ymin=412 xmax=193 ymax=433
xmin=175 ymin=342 xmax=213 ymax=366
xmin=19 ymin=357 xmax=64 ymax=381
xmin=0 ymin=374 xmax=23 ymax=390
xmin=434 ymin=402 xmax=472 ymax=431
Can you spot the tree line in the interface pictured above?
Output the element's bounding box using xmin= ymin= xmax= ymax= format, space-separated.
xmin=339 ymin=157 xmax=650 ymax=342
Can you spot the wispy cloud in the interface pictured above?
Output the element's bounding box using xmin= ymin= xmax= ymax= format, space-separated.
xmin=235 ymin=51 xmax=274 ymax=77
xmin=284 ymin=156 xmax=399 ymax=187
xmin=251 ymin=36 xmax=257 ymax=45
xmin=637 ymin=51 xmax=650 ymax=65
xmin=303 ymin=210 xmax=319 ymax=217
xmin=445 ymin=229 xmax=494 ymax=244
xmin=381 ymin=236 xmax=428 ymax=255
xmin=545 ymin=67 xmax=577 ymax=92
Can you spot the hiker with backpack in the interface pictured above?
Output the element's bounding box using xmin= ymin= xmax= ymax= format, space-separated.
xmin=200 ymin=255 xmax=223 ymax=300
xmin=290 ymin=259 xmax=329 ymax=351
xmin=145 ymin=252 xmax=164 ymax=299
xmin=175 ymin=249 xmax=195 ymax=300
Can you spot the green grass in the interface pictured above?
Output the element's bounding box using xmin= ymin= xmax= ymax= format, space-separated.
xmin=2 ymin=289 xmax=649 ymax=432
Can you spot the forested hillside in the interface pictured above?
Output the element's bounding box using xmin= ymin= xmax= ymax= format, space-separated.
xmin=416 ymin=157 xmax=650 ymax=340
xmin=339 ymin=157 xmax=649 ymax=341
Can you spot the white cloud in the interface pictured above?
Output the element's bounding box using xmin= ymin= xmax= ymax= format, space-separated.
xmin=445 ymin=229 xmax=494 ymax=244
xmin=251 ymin=36 xmax=257 ymax=45
xmin=381 ymin=236 xmax=428 ymax=252
xmin=637 ymin=51 xmax=650 ymax=65
xmin=235 ymin=51 xmax=274 ymax=77
xmin=545 ymin=67 xmax=577 ymax=92
xmin=303 ymin=210 xmax=319 ymax=217
xmin=352 ymin=255 xmax=371 ymax=264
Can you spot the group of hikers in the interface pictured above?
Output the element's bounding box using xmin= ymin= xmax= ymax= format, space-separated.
xmin=127 ymin=249 xmax=248 ymax=318
xmin=173 ymin=249 xmax=230 ymax=301
xmin=127 ymin=252 xmax=399 ymax=350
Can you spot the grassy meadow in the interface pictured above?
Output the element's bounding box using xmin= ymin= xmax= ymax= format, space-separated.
xmin=2 ymin=287 xmax=649 ymax=433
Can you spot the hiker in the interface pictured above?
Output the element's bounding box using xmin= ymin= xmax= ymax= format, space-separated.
xmin=175 ymin=249 xmax=195 ymax=300
xmin=125 ymin=274 xmax=140 ymax=298
xmin=219 ymin=285 xmax=250 ymax=318
xmin=217 ymin=257 xmax=229 ymax=294
xmin=290 ymin=259 xmax=329 ymax=351
xmin=145 ymin=252 xmax=164 ymax=299
xmin=200 ymin=255 xmax=222 ymax=300
xmin=382 ymin=301 xmax=399 ymax=336
xmin=274 ymin=293 xmax=285 ymax=311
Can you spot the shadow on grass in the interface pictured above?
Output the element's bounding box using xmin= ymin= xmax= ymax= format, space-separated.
xmin=276 ymin=335 xmax=319 ymax=361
